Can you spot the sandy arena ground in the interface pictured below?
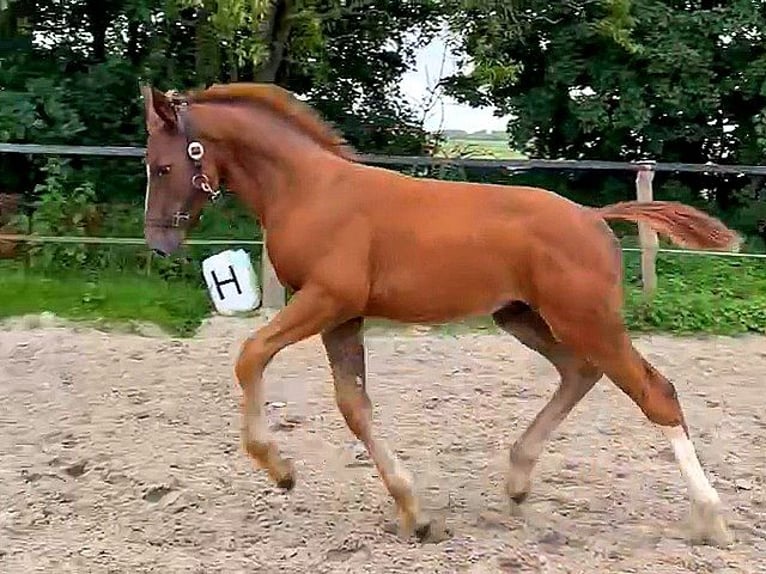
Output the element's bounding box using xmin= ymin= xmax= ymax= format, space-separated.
xmin=1 ymin=315 xmax=765 ymax=573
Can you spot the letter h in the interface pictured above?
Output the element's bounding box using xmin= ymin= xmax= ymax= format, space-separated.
xmin=210 ymin=265 xmax=243 ymax=300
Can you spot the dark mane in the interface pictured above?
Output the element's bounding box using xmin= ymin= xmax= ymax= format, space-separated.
xmin=186 ymin=83 xmax=359 ymax=162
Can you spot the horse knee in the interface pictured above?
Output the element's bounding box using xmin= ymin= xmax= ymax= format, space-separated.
xmin=235 ymin=336 xmax=270 ymax=385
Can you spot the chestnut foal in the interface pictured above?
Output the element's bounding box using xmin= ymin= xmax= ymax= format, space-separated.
xmin=140 ymin=82 xmax=740 ymax=545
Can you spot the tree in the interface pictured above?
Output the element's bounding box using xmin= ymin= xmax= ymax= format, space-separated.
xmin=0 ymin=0 xmax=445 ymax=204
xmin=441 ymin=0 xmax=766 ymax=230
xmin=186 ymin=0 xmax=445 ymax=152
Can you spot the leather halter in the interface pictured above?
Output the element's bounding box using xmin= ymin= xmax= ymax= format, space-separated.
xmin=150 ymin=91 xmax=222 ymax=229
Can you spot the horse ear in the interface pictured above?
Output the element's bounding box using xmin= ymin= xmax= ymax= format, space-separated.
xmin=140 ymin=84 xmax=177 ymax=134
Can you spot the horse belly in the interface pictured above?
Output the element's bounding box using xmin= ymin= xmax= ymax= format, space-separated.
xmin=364 ymin=248 xmax=522 ymax=323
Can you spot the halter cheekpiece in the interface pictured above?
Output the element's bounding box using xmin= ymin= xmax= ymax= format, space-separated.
xmin=162 ymin=92 xmax=222 ymax=228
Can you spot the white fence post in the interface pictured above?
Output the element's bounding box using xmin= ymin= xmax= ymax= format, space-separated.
xmin=635 ymin=160 xmax=658 ymax=296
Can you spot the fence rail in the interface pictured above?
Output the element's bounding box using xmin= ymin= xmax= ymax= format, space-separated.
xmin=2 ymin=142 xmax=764 ymax=309
xmin=4 ymin=142 xmax=766 ymax=175
xmin=0 ymin=234 xmax=263 ymax=246
xmin=1 ymin=233 xmax=765 ymax=258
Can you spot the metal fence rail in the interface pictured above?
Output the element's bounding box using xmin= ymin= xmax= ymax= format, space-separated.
xmin=0 ymin=234 xmax=263 ymax=246
xmin=4 ymin=142 xmax=766 ymax=175
xmin=1 ymin=233 xmax=765 ymax=258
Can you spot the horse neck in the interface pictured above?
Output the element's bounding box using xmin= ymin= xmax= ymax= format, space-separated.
xmin=194 ymin=102 xmax=340 ymax=229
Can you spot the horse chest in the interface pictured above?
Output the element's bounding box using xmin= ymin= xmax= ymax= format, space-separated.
xmin=262 ymin=211 xmax=371 ymax=292
xmin=262 ymin=228 xmax=325 ymax=290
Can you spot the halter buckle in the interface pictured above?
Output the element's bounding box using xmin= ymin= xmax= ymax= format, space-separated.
xmin=187 ymin=141 xmax=205 ymax=161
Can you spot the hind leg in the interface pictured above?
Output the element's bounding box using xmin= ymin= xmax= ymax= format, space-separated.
xmin=603 ymin=341 xmax=731 ymax=545
xmin=539 ymin=299 xmax=733 ymax=546
xmin=493 ymin=302 xmax=603 ymax=504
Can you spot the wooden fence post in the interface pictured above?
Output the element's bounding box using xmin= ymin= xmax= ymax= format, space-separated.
xmin=260 ymin=232 xmax=286 ymax=310
xmin=635 ymin=160 xmax=658 ymax=296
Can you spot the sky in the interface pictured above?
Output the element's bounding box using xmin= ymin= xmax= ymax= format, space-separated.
xmin=399 ymin=29 xmax=511 ymax=134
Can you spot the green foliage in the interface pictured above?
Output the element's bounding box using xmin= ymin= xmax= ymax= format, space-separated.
xmin=30 ymin=159 xmax=97 ymax=235
xmin=282 ymin=0 xmax=443 ymax=154
xmin=0 ymin=0 xmax=441 ymax=204
xmin=442 ymin=0 xmax=766 ymax=231
xmin=622 ymin=253 xmax=766 ymax=335
xmin=16 ymin=158 xmax=99 ymax=269
xmin=176 ymin=0 xmax=275 ymax=79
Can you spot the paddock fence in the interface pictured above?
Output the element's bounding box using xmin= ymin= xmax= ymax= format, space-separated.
xmin=1 ymin=143 xmax=765 ymax=309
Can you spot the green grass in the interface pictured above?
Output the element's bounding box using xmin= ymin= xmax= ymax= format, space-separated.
xmin=0 ymin=250 xmax=764 ymax=338
xmin=0 ymin=264 xmax=212 ymax=336
xmin=621 ymin=252 xmax=766 ymax=335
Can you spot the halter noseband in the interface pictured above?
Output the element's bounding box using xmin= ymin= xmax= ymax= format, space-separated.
xmin=152 ymin=91 xmax=222 ymax=229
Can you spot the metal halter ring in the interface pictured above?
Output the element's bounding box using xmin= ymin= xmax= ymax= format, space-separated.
xmin=192 ymin=173 xmax=212 ymax=191
xmin=187 ymin=141 xmax=205 ymax=161
xmin=192 ymin=173 xmax=220 ymax=201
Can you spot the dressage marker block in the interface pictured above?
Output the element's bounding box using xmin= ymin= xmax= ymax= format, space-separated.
xmin=201 ymin=249 xmax=261 ymax=315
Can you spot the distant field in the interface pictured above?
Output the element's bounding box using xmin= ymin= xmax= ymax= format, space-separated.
xmin=442 ymin=137 xmax=525 ymax=159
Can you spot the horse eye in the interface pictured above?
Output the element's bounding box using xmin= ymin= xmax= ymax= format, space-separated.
xmin=157 ymin=165 xmax=171 ymax=177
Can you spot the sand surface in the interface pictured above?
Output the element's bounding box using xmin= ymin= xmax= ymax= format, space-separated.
xmin=1 ymin=316 xmax=764 ymax=573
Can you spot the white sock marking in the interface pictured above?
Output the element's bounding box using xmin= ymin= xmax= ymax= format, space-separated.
xmin=243 ymin=382 xmax=268 ymax=446
xmin=661 ymin=425 xmax=720 ymax=507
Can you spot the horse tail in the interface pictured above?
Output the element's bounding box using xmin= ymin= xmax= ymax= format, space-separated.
xmin=594 ymin=200 xmax=742 ymax=252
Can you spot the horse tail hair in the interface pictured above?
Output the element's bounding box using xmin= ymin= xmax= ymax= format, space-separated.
xmin=594 ymin=200 xmax=743 ymax=252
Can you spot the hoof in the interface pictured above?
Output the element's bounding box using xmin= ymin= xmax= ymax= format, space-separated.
xmin=272 ymin=458 xmax=296 ymax=491
xmin=414 ymin=516 xmax=451 ymax=544
xmin=506 ymin=470 xmax=532 ymax=505
xmin=509 ymin=490 xmax=529 ymax=505
xmin=276 ymin=474 xmax=295 ymax=491
xmin=688 ymin=501 xmax=734 ymax=547
xmin=383 ymin=516 xmax=451 ymax=544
